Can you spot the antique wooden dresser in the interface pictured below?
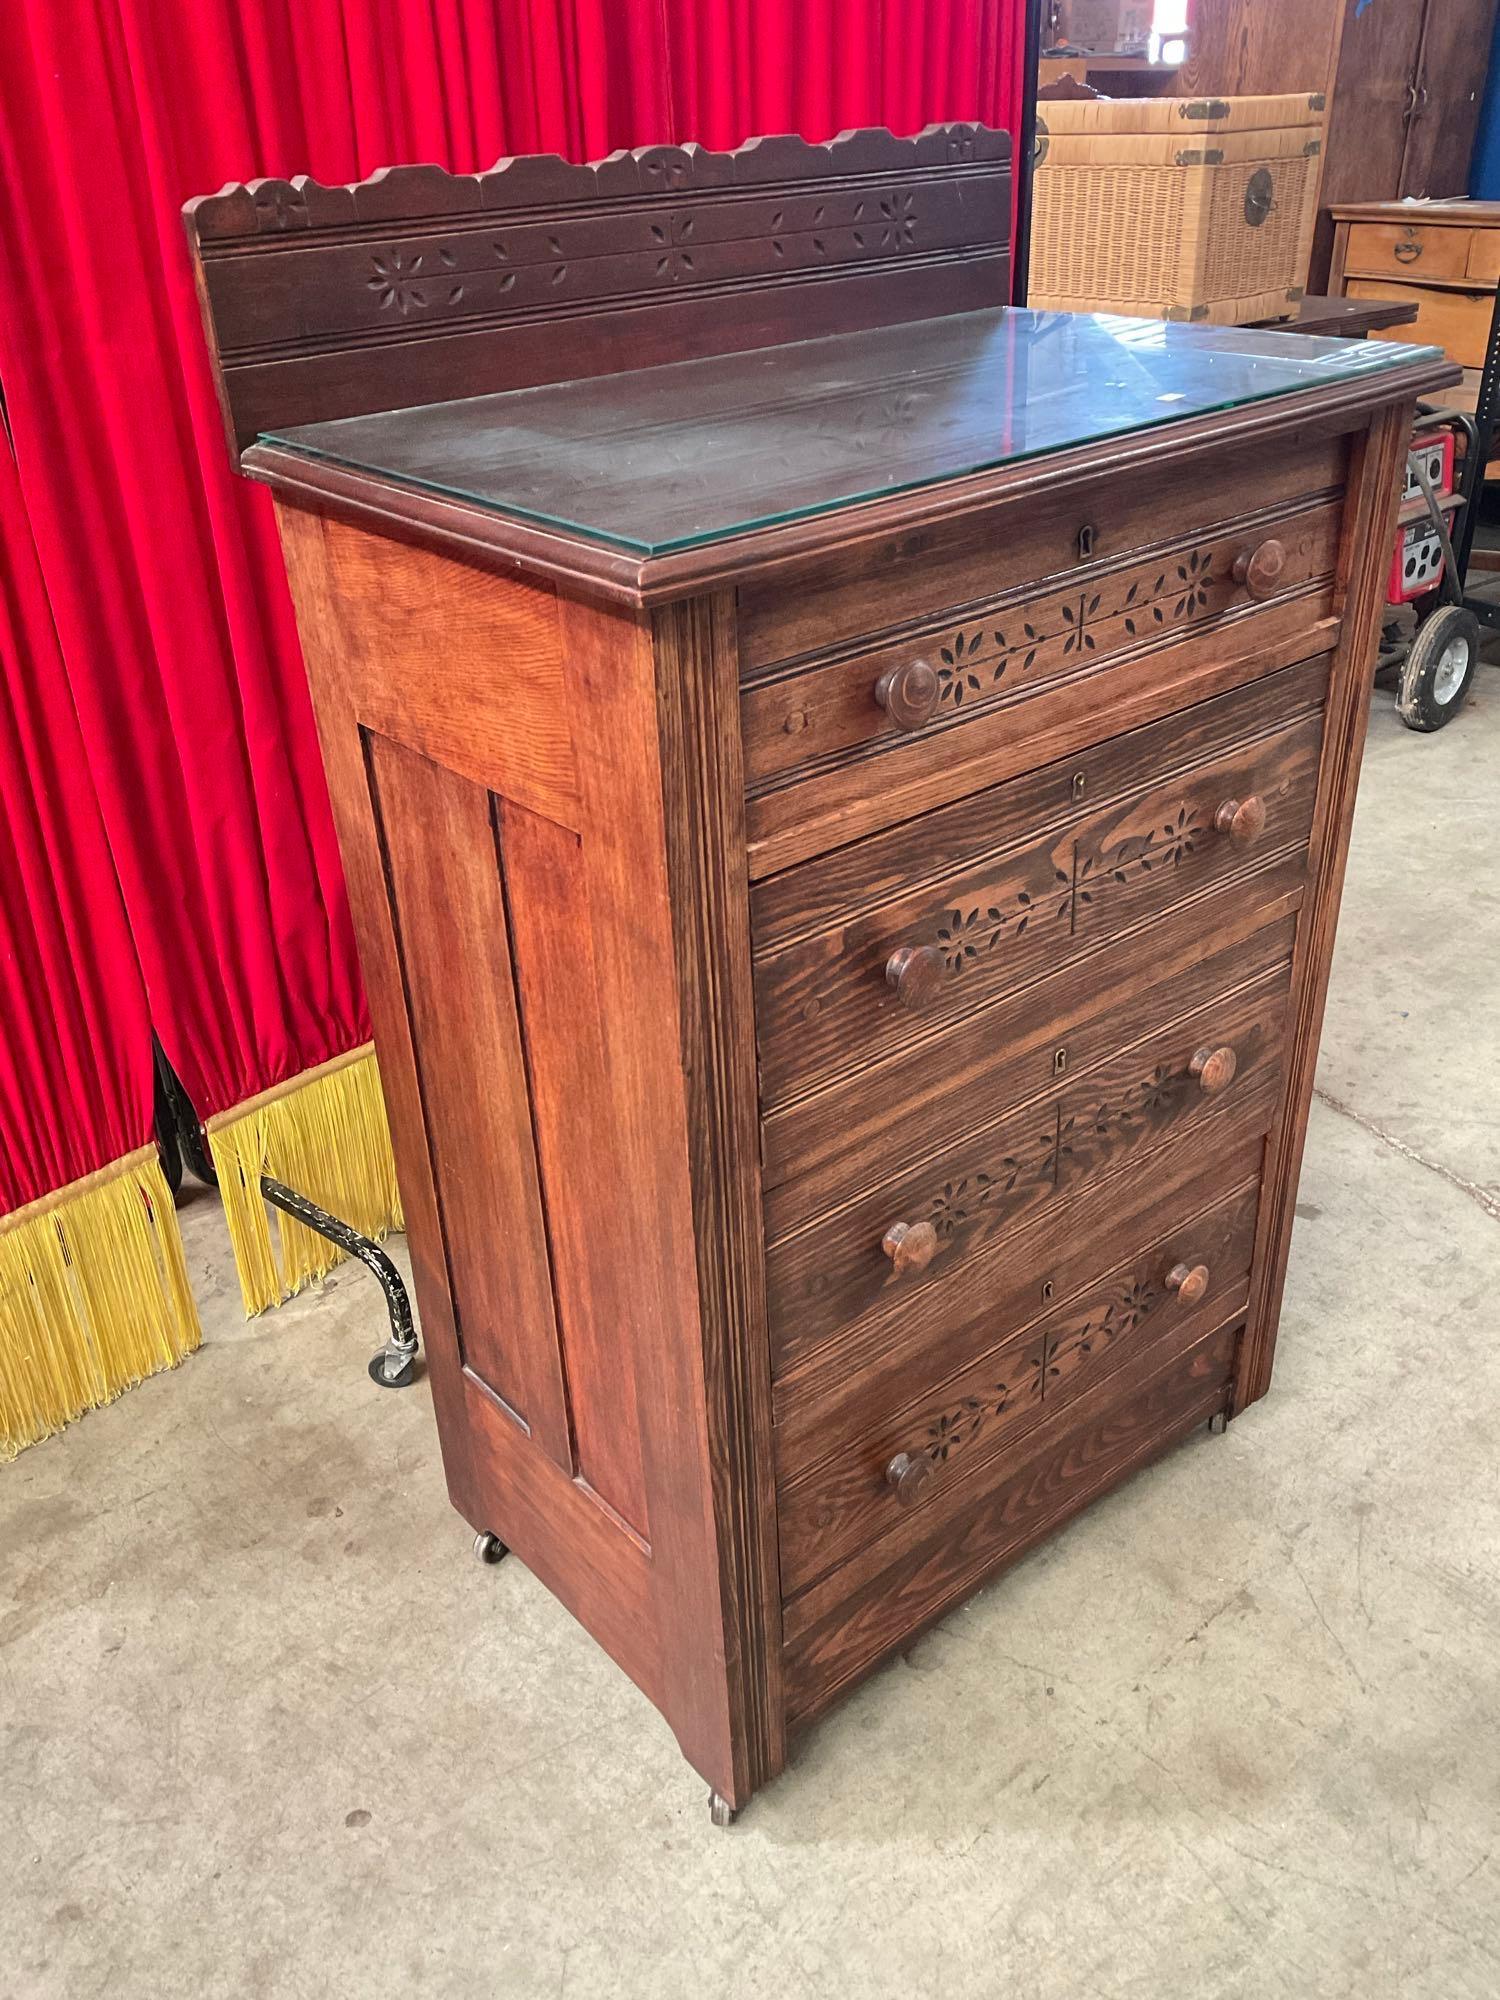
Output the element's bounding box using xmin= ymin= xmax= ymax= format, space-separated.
xmin=184 ymin=128 xmax=1452 ymax=1821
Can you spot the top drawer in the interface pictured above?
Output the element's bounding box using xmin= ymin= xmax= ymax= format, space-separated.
xmin=739 ymin=432 xmax=1346 ymax=870
xmin=1343 ymin=220 xmax=1482 ymax=283
xmin=738 ymin=431 xmax=1346 ymax=674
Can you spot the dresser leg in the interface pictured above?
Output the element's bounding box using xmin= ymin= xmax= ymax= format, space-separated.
xmin=473 ymin=1531 xmax=509 ymax=1565
xmin=1208 ymin=1410 xmax=1229 ymax=1436
xmin=708 ymin=1791 xmax=739 ymax=1828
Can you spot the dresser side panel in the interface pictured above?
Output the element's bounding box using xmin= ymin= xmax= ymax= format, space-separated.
xmin=273 ymin=506 xmax=746 ymax=1746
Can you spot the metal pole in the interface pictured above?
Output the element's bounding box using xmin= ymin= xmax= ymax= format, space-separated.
xmin=1011 ymin=0 xmax=1046 ymax=306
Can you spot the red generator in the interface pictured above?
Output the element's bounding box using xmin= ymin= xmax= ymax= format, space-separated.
xmin=1381 ymin=411 xmax=1481 ymax=731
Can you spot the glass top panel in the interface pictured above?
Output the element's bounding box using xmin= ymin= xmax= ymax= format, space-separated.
xmin=265 ymin=308 xmax=1438 ymax=556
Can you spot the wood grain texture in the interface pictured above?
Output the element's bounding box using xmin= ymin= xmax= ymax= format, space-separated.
xmin=1236 ymin=399 xmax=1416 ymax=1412
xmin=363 ymin=734 xmax=574 ymax=1468
xmin=737 ymin=432 xmax=1346 ymax=674
xmin=777 ymin=1178 xmax=1259 ymax=1596
xmin=751 ymin=659 xmax=1327 ymax=946
xmin=211 ymin=143 xmax=1454 ymax=1811
xmin=774 ymin=1121 xmax=1268 ymax=1446
xmin=1178 ymin=0 xmax=1344 ymax=96
xmin=650 ymin=591 xmax=786 ymax=1801
xmin=741 ymin=499 xmax=1340 ymax=795
xmin=183 ymin=126 xmax=1011 ymax=456
xmin=236 ymin=346 xmax=1452 ymax=610
xmin=783 ymin=1318 xmax=1240 ymax=1723
xmin=753 ymin=710 xmax=1321 ymax=1106
xmin=274 ymin=504 xmax=777 ymax=1804
xmin=762 ymin=899 xmax=1304 ymax=1225
xmin=766 ymin=960 xmax=1291 ymax=1371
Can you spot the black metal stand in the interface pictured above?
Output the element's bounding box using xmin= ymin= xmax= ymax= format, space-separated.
xmin=1418 ymin=282 xmax=1500 ymax=632
xmin=259 ymin=1175 xmax=419 ymax=1388
xmin=151 ymin=1036 xmax=418 ymax=1389
xmin=1011 ymin=0 xmax=1046 ymax=307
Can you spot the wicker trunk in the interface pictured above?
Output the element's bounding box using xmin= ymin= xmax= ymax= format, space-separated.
xmin=1030 ymin=93 xmax=1326 ymax=325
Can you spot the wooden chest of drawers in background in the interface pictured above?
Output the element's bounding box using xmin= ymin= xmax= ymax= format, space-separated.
xmin=1330 ymin=200 xmax=1500 ymax=452
xmin=184 ymin=128 xmax=1453 ymax=1820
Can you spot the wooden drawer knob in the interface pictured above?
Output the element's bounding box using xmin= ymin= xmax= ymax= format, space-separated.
xmin=1214 ymin=794 xmax=1268 ymax=846
xmin=885 ymin=943 xmax=943 ymax=1009
xmin=1190 ymin=1044 xmax=1237 ymax=1094
xmin=882 ymin=1218 xmax=938 ymax=1276
xmin=1167 ymin=1262 xmax=1211 ymax=1306
xmin=1232 ymin=538 xmax=1286 ymax=600
xmin=886 ymin=1450 xmax=936 ymax=1507
xmin=874 ymin=658 xmax=940 ymax=730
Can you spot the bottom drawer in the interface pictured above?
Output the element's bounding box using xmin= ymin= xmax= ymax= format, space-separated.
xmin=783 ymin=1315 xmax=1239 ymax=1725
xmin=777 ymin=1175 xmax=1258 ymax=1598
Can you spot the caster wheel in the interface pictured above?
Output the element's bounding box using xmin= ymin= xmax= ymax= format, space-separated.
xmin=1397 ymin=605 xmax=1479 ymax=732
xmin=1208 ymin=1410 xmax=1229 ymax=1436
xmin=708 ymin=1791 xmax=738 ymax=1828
xmin=473 ymin=1531 xmax=509 ymax=1566
xmin=368 ymin=1349 xmax=416 ymax=1389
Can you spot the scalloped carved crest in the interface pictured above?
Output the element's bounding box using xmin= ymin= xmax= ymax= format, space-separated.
xmin=186 ymin=126 xmax=1011 ymax=240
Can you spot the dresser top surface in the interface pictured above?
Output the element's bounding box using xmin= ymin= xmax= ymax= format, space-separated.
xmin=260 ymin=308 xmax=1441 ymax=558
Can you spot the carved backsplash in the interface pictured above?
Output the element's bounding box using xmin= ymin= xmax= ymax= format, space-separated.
xmin=183 ymin=125 xmax=1012 ymax=454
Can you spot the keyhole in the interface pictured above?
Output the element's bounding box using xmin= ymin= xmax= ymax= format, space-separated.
xmin=1041 ymin=1280 xmax=1055 ymax=1303
xmin=1077 ymin=524 xmax=1097 ymax=560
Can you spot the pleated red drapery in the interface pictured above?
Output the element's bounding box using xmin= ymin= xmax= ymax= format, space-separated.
xmin=0 ymin=0 xmax=1026 ymax=1318
xmin=0 ymin=437 xmax=199 ymax=1454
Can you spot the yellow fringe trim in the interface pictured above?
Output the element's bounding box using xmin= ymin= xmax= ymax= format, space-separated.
xmin=0 ymin=1147 xmax=201 ymax=1460
xmin=206 ymin=1045 xmax=404 ymax=1315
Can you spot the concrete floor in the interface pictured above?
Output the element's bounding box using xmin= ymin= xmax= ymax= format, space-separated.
xmin=4 ymin=678 xmax=1499 ymax=2000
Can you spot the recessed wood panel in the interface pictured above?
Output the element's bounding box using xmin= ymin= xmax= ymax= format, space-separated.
xmin=365 ymin=733 xmax=572 ymax=1466
xmin=493 ymin=799 xmax=651 ymax=1537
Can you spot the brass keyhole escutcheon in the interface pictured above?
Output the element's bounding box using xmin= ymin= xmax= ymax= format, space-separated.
xmin=1077 ymin=523 xmax=1097 ymax=560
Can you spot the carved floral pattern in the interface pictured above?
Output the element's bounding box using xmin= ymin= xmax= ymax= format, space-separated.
xmin=930 ymin=546 xmax=1221 ymax=714
xmin=914 ymin=1272 xmax=1163 ymax=1475
xmin=936 ymin=871 xmax=1072 ymax=970
xmin=1037 ymin=1277 xmax=1164 ymax=1395
xmin=368 ymin=252 xmax=428 ymax=314
xmin=651 ymin=213 xmax=696 ymax=282
xmin=924 ymin=1380 xmax=1013 ymax=1463
xmin=1075 ymin=805 xmax=1205 ymax=912
xmin=926 ymin=1124 xmax=1058 ymax=1240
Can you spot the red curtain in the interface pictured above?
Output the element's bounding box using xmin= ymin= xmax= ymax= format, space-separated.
xmin=0 ymin=0 xmax=1025 ymax=1137
xmin=0 ymin=436 xmax=153 ymax=1213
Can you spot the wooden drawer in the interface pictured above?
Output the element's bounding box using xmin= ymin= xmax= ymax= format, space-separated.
xmin=1345 ymin=279 xmax=1494 ymax=370
xmin=738 ymin=435 xmax=1345 ymax=872
xmin=752 ymin=671 xmax=1324 ymax=1108
xmin=1343 ymin=220 xmax=1473 ymax=283
xmin=764 ymin=895 xmax=1303 ymax=1229
xmin=738 ymin=432 xmax=1345 ymax=673
xmin=782 ymin=1315 xmax=1239 ymax=1724
xmin=767 ymin=951 xmax=1292 ymax=1374
xmin=1465 ymin=230 xmax=1500 ymax=287
xmin=777 ymin=1175 xmax=1258 ymax=1598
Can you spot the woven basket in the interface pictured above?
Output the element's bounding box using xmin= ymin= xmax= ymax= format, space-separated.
xmin=1030 ymin=92 xmax=1326 ymax=324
